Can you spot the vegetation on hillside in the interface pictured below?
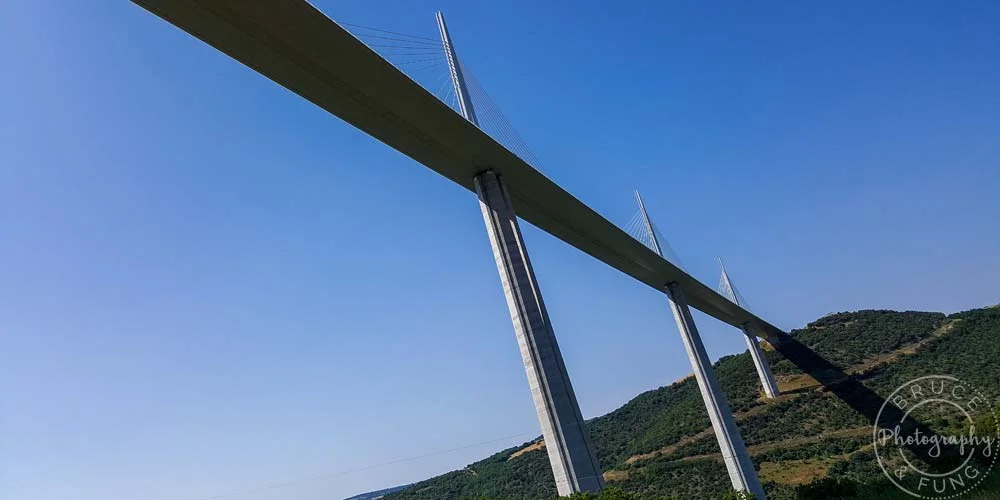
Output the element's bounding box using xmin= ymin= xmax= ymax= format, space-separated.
xmin=383 ymin=308 xmax=1000 ymax=499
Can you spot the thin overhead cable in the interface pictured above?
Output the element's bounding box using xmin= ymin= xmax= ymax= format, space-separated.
xmin=375 ymin=51 xmax=445 ymax=57
xmin=406 ymin=59 xmax=448 ymax=73
xmin=719 ymin=274 xmax=752 ymax=311
xmin=650 ymin=221 xmax=684 ymax=269
xmin=622 ymin=209 xmax=685 ymax=270
xmin=446 ymin=84 xmax=456 ymax=110
xmin=624 ymin=211 xmax=645 ymax=241
xmin=364 ymin=43 xmax=443 ymax=51
xmin=433 ymin=72 xmax=453 ymax=102
xmin=396 ymin=56 xmax=447 ymax=66
xmin=337 ymin=21 xmax=440 ymax=42
xmin=457 ymin=60 xmax=543 ymax=170
xmin=340 ymin=21 xmax=544 ymax=173
xmin=192 ymin=431 xmax=538 ymax=500
xmin=354 ymin=34 xmax=439 ymax=45
xmin=337 ymin=21 xmax=452 ymax=98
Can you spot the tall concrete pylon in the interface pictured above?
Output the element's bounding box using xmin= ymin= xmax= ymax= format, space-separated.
xmin=718 ymin=258 xmax=780 ymax=399
xmin=635 ymin=191 xmax=766 ymax=499
xmin=437 ymin=12 xmax=604 ymax=495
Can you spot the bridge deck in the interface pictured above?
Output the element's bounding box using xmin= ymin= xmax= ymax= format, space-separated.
xmin=132 ymin=0 xmax=785 ymax=341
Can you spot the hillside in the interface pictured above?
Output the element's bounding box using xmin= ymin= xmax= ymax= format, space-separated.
xmin=377 ymin=307 xmax=1000 ymax=499
xmin=344 ymin=484 xmax=414 ymax=500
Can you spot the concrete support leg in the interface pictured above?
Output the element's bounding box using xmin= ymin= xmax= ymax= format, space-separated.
xmin=475 ymin=170 xmax=604 ymax=495
xmin=665 ymin=282 xmax=765 ymax=499
xmin=743 ymin=328 xmax=780 ymax=399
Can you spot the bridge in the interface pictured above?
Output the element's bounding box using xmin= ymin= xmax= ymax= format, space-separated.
xmin=128 ymin=2 xmax=820 ymax=498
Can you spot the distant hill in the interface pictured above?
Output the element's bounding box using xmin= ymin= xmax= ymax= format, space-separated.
xmin=378 ymin=307 xmax=1000 ymax=499
xmin=344 ymin=484 xmax=413 ymax=500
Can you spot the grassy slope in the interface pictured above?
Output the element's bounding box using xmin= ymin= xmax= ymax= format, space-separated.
xmin=385 ymin=308 xmax=1000 ymax=499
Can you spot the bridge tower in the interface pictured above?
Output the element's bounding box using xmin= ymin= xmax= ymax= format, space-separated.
xmin=718 ymin=258 xmax=780 ymax=399
xmin=436 ymin=12 xmax=604 ymax=495
xmin=634 ymin=191 xmax=765 ymax=499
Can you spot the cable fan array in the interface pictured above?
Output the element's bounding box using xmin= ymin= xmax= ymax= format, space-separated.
xmin=718 ymin=264 xmax=752 ymax=310
xmin=342 ymin=20 xmax=755 ymax=314
xmin=339 ymin=21 xmax=446 ymax=69
xmin=622 ymin=209 xmax=685 ymax=270
xmin=456 ymin=59 xmax=543 ymax=169
xmin=338 ymin=21 xmax=544 ymax=173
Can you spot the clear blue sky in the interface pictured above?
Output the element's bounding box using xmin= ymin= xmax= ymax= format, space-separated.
xmin=2 ymin=1 xmax=998 ymax=499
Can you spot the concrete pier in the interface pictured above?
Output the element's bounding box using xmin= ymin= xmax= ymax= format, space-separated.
xmin=632 ymin=192 xmax=763 ymax=496
xmin=719 ymin=259 xmax=780 ymax=399
xmin=475 ymin=170 xmax=604 ymax=495
xmin=665 ymin=282 xmax=765 ymax=498
xmin=743 ymin=328 xmax=780 ymax=399
xmin=438 ymin=11 xmax=603 ymax=494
